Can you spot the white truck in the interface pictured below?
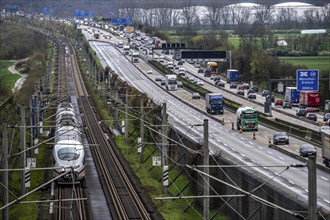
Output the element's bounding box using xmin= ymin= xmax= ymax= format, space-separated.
xmin=165 ymin=75 xmax=178 ymax=91
xmin=131 ymin=52 xmax=139 ymax=62
xmin=123 ymin=45 xmax=130 ymax=55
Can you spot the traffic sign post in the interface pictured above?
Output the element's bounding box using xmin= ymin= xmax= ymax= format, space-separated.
xmin=296 ymin=69 xmax=319 ymax=91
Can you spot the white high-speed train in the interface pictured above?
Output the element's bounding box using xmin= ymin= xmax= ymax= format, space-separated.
xmin=53 ymin=102 xmax=85 ymax=183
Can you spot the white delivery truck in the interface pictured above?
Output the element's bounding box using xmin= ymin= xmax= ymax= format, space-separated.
xmin=165 ymin=75 xmax=178 ymax=91
xmin=131 ymin=52 xmax=139 ymax=62
xmin=123 ymin=45 xmax=130 ymax=55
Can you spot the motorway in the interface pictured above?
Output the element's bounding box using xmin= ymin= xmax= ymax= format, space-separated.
xmin=82 ymin=27 xmax=330 ymax=214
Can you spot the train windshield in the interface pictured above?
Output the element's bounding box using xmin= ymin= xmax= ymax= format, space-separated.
xmin=58 ymin=147 xmax=80 ymax=160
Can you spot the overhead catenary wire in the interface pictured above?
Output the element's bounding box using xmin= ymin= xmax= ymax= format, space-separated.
xmin=186 ymin=165 xmax=305 ymax=218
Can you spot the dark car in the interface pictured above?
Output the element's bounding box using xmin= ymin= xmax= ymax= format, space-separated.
xmin=296 ymin=108 xmax=307 ymax=116
xmin=299 ymin=144 xmax=316 ymax=157
xmin=161 ymin=79 xmax=166 ymax=85
xmin=236 ymin=90 xmax=244 ymax=96
xmin=273 ymin=132 xmax=289 ymax=145
xmin=247 ymin=93 xmax=256 ymax=99
xmin=177 ymin=61 xmax=184 ymax=65
xmin=230 ymin=83 xmax=237 ymax=89
xmin=155 ymin=76 xmax=162 ymax=81
xmin=305 ymin=113 xmax=317 ymax=121
xmin=177 ymin=81 xmax=183 ymax=88
xmin=198 ymin=68 xmax=204 ymax=73
xmin=250 ymin=85 xmax=259 ymax=92
xmin=283 ymin=102 xmax=292 ymax=109
xmin=262 ymin=90 xmax=270 ymax=97
xmin=323 ymin=113 xmax=330 ymax=122
xmin=247 ymin=89 xmax=255 ymax=95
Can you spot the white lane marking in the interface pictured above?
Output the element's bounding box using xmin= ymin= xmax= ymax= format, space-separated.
xmin=248 ymin=141 xmax=253 ymax=144
xmin=320 ymin=176 xmax=328 ymax=181
xmin=279 ymin=157 xmax=284 ymax=160
xmin=241 ymin=154 xmax=246 ymax=157
xmin=324 ymin=199 xmax=330 ymax=204
xmin=289 ymin=181 xmax=295 ymax=185
xmin=259 ymin=147 xmax=263 ymax=149
xmin=267 ymin=151 xmax=273 ymax=155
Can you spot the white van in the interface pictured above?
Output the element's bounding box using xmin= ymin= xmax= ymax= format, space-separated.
xmin=178 ymin=68 xmax=186 ymax=76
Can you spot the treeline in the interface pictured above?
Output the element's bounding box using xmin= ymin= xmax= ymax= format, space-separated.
xmin=0 ymin=21 xmax=48 ymax=104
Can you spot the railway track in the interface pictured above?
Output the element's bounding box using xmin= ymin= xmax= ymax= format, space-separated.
xmin=56 ymin=184 xmax=86 ymax=220
xmin=51 ymin=38 xmax=89 ymax=220
xmin=69 ymin=35 xmax=154 ymax=219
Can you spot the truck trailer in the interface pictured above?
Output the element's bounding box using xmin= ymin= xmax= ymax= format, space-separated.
xmin=165 ymin=75 xmax=178 ymax=91
xmin=226 ymin=69 xmax=239 ymax=83
xmin=236 ymin=107 xmax=258 ymax=131
xmin=131 ymin=52 xmax=139 ymax=62
xmin=320 ymin=126 xmax=330 ymax=167
xmin=205 ymin=93 xmax=224 ymax=115
xmin=285 ymin=87 xmax=300 ymax=105
xmin=123 ymin=45 xmax=130 ymax=55
xmin=299 ymin=91 xmax=321 ymax=109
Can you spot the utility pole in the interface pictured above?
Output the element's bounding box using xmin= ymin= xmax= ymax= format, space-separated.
xmin=203 ymin=119 xmax=209 ymax=220
xmin=139 ymin=95 xmax=144 ymax=163
xmin=125 ymin=87 xmax=128 ymax=142
xmin=2 ymin=123 xmax=9 ymax=220
xmin=161 ymin=103 xmax=168 ymax=194
xmin=308 ymin=156 xmax=317 ymax=220
xmin=20 ymin=105 xmax=26 ymax=195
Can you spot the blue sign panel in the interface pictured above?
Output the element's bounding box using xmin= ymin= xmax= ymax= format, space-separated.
xmin=112 ymin=18 xmax=132 ymax=25
xmin=296 ymin=69 xmax=319 ymax=91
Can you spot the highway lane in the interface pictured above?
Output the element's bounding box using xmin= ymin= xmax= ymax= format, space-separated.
xmin=89 ymin=41 xmax=330 ymax=213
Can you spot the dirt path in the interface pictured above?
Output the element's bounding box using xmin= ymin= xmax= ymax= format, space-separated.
xmin=8 ymin=63 xmax=28 ymax=93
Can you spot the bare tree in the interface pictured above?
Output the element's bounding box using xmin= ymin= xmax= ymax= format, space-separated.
xmin=254 ymin=4 xmax=274 ymax=24
xmin=205 ymin=3 xmax=225 ymax=29
xmin=220 ymin=6 xmax=231 ymax=29
xmin=276 ymin=8 xmax=298 ymax=29
xmin=181 ymin=5 xmax=198 ymax=28
xmin=235 ymin=6 xmax=250 ymax=25
xmin=153 ymin=8 xmax=172 ymax=28
xmin=119 ymin=8 xmax=143 ymax=23
xmin=304 ymin=8 xmax=326 ymax=28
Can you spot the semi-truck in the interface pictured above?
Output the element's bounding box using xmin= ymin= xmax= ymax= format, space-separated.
xmin=285 ymin=87 xmax=300 ymax=105
xmin=299 ymin=91 xmax=321 ymax=109
xmin=226 ymin=69 xmax=239 ymax=83
xmin=236 ymin=106 xmax=258 ymax=131
xmin=205 ymin=93 xmax=224 ymax=115
xmin=165 ymin=75 xmax=178 ymax=91
xmin=131 ymin=52 xmax=139 ymax=62
xmin=204 ymin=62 xmax=218 ymax=77
xmin=320 ymin=126 xmax=330 ymax=167
xmin=123 ymin=45 xmax=130 ymax=55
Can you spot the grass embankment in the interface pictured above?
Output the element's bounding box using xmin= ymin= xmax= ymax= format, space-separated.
xmin=278 ymin=56 xmax=330 ymax=72
xmin=0 ymin=60 xmax=21 ymax=101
